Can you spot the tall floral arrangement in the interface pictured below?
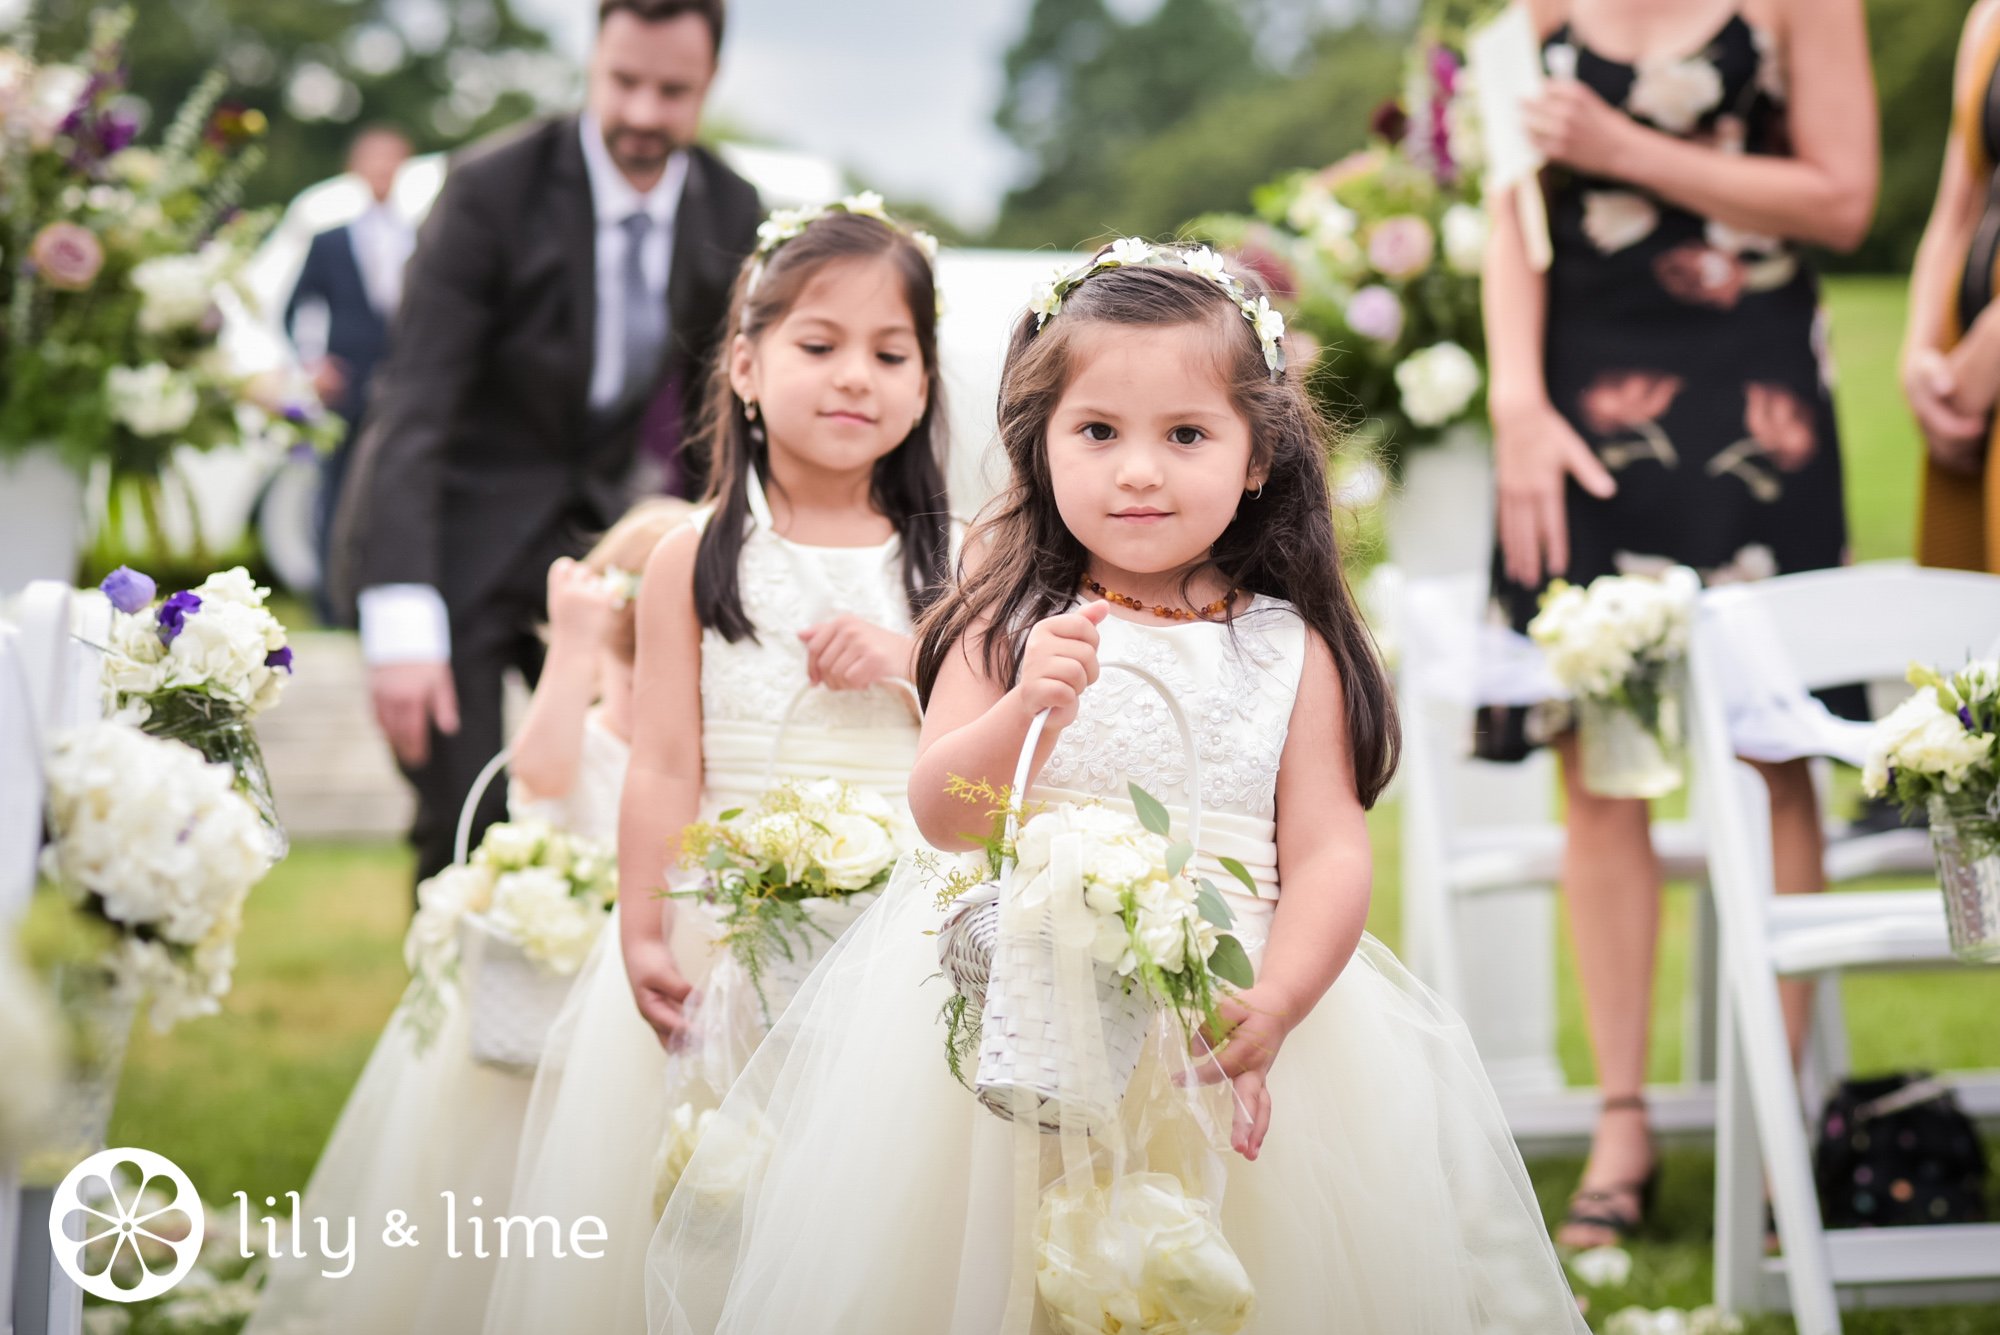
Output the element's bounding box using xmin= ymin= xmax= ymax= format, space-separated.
xmin=0 ymin=8 xmax=339 ymax=491
xmin=1188 ymin=28 xmax=1489 ymax=467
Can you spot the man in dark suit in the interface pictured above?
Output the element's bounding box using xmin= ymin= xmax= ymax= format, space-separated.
xmin=334 ymin=0 xmax=761 ymax=883
xmin=285 ymin=126 xmax=413 ymax=623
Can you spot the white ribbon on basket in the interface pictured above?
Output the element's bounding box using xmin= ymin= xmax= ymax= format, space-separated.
xmin=994 ymin=660 xmax=1248 ymax=1335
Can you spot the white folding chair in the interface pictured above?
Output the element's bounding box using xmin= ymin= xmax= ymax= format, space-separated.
xmin=1386 ymin=567 xmax=1717 ymax=1148
xmin=1689 ymin=564 xmax=2000 ymax=1333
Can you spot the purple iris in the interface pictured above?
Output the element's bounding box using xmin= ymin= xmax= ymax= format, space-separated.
xmin=99 ymin=565 xmax=156 ymax=614
xmin=265 ymin=646 xmax=294 ymax=673
xmin=157 ymin=591 xmax=202 ymax=645
xmin=281 ymin=403 xmax=310 ymax=423
xmin=1962 ymin=705 xmax=1978 ymax=731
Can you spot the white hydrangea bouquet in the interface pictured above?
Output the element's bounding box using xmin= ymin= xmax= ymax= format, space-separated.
xmin=673 ymin=778 xmax=904 ymax=1023
xmin=1529 ymin=567 xmax=1700 ymax=799
xmin=94 ymin=564 xmax=294 ymax=851
xmin=934 ymin=776 xmax=1256 ymax=1130
xmin=1863 ymin=661 xmax=1999 ymax=963
xmin=39 ymin=721 xmax=272 ymax=1034
xmin=401 ymin=819 xmax=617 ymax=1068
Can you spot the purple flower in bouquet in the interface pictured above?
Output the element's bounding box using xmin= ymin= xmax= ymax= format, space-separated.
xmin=1345 ymin=285 xmax=1405 ymax=345
xmin=156 ymin=591 xmax=202 ymax=645
xmin=1963 ymin=705 xmax=1979 ymax=731
xmin=1370 ymin=98 xmax=1410 ymax=145
xmin=99 ymin=566 xmax=156 ymax=614
xmin=28 ymin=223 xmax=104 ymax=291
xmin=265 ymin=647 xmax=294 ymax=674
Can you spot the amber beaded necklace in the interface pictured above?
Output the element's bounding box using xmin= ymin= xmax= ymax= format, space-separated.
xmin=1082 ymin=576 xmax=1237 ymax=623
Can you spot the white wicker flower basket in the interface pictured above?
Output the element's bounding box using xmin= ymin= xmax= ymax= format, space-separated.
xmin=459 ymin=910 xmax=573 ymax=1073
xmin=937 ymin=661 xmax=1202 ymax=1133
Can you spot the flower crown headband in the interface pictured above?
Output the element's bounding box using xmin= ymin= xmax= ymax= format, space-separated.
xmin=1028 ymin=239 xmax=1287 ymax=380
xmin=747 ymin=190 xmax=940 ymax=297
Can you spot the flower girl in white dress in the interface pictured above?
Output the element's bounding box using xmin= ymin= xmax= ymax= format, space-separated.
xmin=244 ymin=500 xmax=686 ymax=1335
xmin=483 ymin=201 xmax=953 ymax=1335
xmin=649 ymin=244 xmax=1587 ymax=1334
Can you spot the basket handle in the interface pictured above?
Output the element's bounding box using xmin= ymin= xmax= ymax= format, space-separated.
xmin=454 ymin=749 xmax=513 ymax=867
xmin=760 ymin=677 xmax=923 ymax=789
xmin=1003 ymin=660 xmax=1202 ymax=861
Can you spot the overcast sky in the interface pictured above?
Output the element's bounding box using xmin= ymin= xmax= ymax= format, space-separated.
xmin=514 ymin=0 xmax=1043 ymax=231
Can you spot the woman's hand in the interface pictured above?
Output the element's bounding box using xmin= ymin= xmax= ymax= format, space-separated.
xmin=1014 ymin=600 xmax=1109 ymax=731
xmin=620 ymin=929 xmax=693 ymax=1050
xmin=546 ymin=556 xmax=622 ymax=655
xmin=1492 ymin=392 xmax=1618 ymax=589
xmin=1524 ymin=78 xmax=1638 ymax=179
xmin=798 ymin=616 xmax=913 ymax=691
xmin=1197 ymin=985 xmax=1296 ymax=1161
xmin=1904 ymin=347 xmax=1990 ymax=477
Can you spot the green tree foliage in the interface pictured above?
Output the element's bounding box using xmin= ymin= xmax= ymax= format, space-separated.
xmin=1848 ymin=0 xmax=1960 ymax=272
xmin=25 ymin=0 xmax=569 ymax=210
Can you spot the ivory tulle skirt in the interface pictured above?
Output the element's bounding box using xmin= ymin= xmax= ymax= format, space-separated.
xmin=646 ymin=802 xmax=1586 ymax=1335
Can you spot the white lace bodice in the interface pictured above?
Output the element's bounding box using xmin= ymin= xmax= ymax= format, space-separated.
xmin=696 ymin=524 xmax=916 ymax=731
xmin=1039 ymin=597 xmax=1307 ymax=823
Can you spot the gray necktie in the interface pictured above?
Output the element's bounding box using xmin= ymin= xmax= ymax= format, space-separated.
xmin=615 ymin=210 xmax=668 ymax=413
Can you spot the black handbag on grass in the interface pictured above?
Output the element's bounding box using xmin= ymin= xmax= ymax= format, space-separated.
xmin=1814 ymin=1072 xmax=1989 ymax=1228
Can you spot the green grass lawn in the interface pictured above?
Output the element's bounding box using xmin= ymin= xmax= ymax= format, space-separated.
xmin=75 ymin=277 xmax=2000 ymax=1330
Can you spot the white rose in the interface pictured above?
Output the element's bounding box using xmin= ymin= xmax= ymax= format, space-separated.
xmin=477 ymin=821 xmax=548 ymax=871
xmin=815 ymin=813 xmax=897 ymax=891
xmin=130 ymin=251 xmax=219 ymax=334
xmin=1394 ymin=342 xmax=1483 ymax=428
xmin=1582 ymin=192 xmax=1660 ymax=255
xmin=1627 ymin=57 xmax=1723 ymax=134
xmin=105 ymin=363 xmax=198 ymax=438
xmin=1441 ymin=203 xmax=1488 ymax=274
xmin=678 ymin=1108 xmax=772 ymax=1198
xmin=652 ymin=1102 xmax=716 ymax=1215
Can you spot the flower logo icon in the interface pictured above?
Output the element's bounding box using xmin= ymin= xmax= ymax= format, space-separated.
xmin=48 ymin=1147 xmax=205 ymax=1302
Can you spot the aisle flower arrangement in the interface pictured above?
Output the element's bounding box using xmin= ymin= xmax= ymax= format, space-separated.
xmin=1528 ymin=568 xmax=1699 ymax=798
xmin=95 ymin=564 xmax=294 ymax=849
xmin=0 ymin=8 xmax=340 ymax=492
xmin=1188 ymin=30 xmax=1487 ymax=465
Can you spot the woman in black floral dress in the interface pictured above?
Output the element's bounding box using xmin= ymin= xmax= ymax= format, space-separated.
xmin=1480 ymin=0 xmax=1878 ymax=1247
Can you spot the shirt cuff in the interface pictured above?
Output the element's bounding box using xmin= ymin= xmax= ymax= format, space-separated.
xmin=358 ymin=584 xmax=452 ymax=665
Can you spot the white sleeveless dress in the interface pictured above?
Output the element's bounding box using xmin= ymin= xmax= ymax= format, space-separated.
xmin=482 ymin=505 xmax=923 ymax=1335
xmin=648 ymin=600 xmax=1588 ymax=1334
xmin=244 ymin=712 xmax=631 ymax=1335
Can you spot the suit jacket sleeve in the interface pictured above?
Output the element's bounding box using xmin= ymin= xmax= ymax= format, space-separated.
xmin=283 ymin=231 xmax=331 ymax=342
xmin=342 ymin=165 xmax=504 ymax=596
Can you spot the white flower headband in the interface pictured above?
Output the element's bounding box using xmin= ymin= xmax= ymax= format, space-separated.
xmin=1028 ymin=239 xmax=1287 ymax=379
xmin=747 ymin=190 xmax=941 ymax=296
xmin=602 ymin=567 xmax=641 ymax=607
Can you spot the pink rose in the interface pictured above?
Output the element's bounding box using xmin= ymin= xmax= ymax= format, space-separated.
xmin=29 ymin=222 xmax=103 ymax=291
xmin=1344 ymin=285 xmax=1405 ymax=344
xmin=1367 ymin=215 xmax=1436 ymax=280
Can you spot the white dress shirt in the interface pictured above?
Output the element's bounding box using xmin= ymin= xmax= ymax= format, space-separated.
xmin=358 ymin=119 xmax=689 ymax=666
xmin=347 ymin=202 xmax=415 ymax=318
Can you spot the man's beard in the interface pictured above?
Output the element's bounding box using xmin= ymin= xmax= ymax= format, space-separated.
xmin=604 ymin=126 xmax=678 ymax=176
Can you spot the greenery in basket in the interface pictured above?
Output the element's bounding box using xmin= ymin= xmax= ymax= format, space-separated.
xmin=0 ymin=7 xmax=341 ymax=492
xmin=1184 ymin=24 xmax=1486 ymax=469
xmin=672 ymin=778 xmax=904 ymax=1019
xmin=934 ymin=777 xmax=1259 ymax=1090
xmin=1864 ymin=661 xmax=1999 ymax=850
xmin=400 ymin=820 xmax=616 ymax=1051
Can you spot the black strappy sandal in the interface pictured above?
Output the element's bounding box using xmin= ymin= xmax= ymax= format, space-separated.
xmin=1558 ymin=1094 xmax=1660 ymax=1248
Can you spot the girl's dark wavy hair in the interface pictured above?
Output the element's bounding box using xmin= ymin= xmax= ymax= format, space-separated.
xmin=913 ymin=248 xmax=1399 ymax=807
xmin=692 ymin=212 xmax=952 ymax=640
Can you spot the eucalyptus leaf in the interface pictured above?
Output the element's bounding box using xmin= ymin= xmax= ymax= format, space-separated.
xmin=1218 ymin=855 xmax=1260 ymax=898
xmin=1208 ymin=934 xmax=1254 ymax=989
xmin=1195 ymin=878 xmax=1235 ymax=929
xmin=1167 ymin=840 xmax=1193 ymax=877
xmin=718 ymin=808 xmax=743 ymax=822
xmin=1129 ymin=783 xmax=1172 ymax=838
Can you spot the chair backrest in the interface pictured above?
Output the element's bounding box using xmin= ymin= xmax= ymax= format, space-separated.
xmin=1700 ymin=564 xmax=2000 ymax=694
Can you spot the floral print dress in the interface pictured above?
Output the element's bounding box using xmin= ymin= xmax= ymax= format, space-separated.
xmin=1480 ymin=12 xmax=1852 ymax=759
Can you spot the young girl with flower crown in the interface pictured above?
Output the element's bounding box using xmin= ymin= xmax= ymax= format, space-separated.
xmin=649 ymin=242 xmax=1585 ymax=1334
xmin=245 ymin=498 xmax=686 ymax=1335
xmin=481 ymin=199 xmax=953 ymax=1335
